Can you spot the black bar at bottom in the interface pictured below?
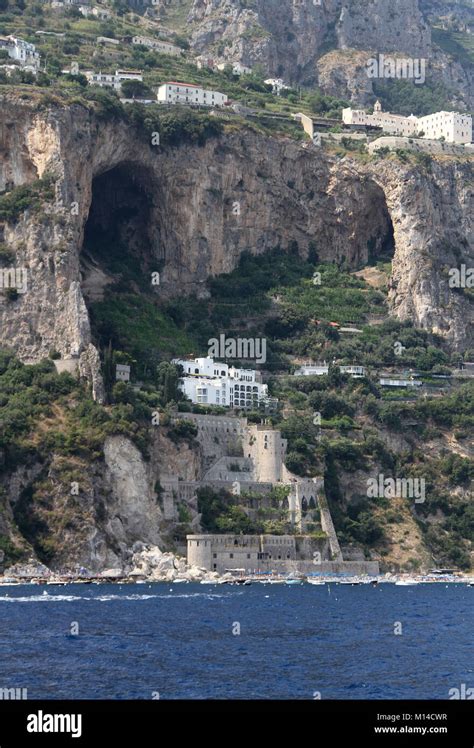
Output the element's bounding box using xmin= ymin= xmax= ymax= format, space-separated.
xmin=0 ymin=700 xmax=471 ymax=745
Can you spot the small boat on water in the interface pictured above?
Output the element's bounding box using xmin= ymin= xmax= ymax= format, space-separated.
xmin=339 ymin=580 xmax=360 ymax=586
xmin=395 ymin=580 xmax=419 ymax=586
xmin=307 ymin=579 xmax=325 ymax=585
xmin=285 ymin=579 xmax=303 ymax=585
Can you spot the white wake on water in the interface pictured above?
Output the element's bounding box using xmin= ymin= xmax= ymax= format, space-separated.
xmin=0 ymin=592 xmax=234 ymax=603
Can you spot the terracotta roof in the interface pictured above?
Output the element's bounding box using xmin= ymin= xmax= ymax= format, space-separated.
xmin=163 ymin=81 xmax=200 ymax=88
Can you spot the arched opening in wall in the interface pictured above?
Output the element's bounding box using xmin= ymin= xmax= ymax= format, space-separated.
xmin=80 ymin=163 xmax=168 ymax=382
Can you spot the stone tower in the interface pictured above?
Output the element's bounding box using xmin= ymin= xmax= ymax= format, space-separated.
xmin=244 ymin=424 xmax=287 ymax=483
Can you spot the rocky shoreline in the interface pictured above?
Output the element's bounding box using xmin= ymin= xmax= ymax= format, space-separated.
xmin=0 ymin=546 xmax=224 ymax=585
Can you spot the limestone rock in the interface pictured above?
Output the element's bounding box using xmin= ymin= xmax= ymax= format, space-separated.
xmin=129 ymin=545 xmax=221 ymax=582
xmin=6 ymin=558 xmax=51 ymax=579
xmin=78 ymin=343 xmax=105 ymax=404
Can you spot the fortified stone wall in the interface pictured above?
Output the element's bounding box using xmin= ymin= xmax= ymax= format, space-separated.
xmin=187 ymin=534 xmax=378 ymax=575
xmin=173 ymin=413 xmax=247 ymax=472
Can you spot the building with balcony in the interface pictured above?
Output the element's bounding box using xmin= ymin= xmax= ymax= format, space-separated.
xmin=157 ymin=81 xmax=228 ymax=107
xmin=85 ymin=69 xmax=143 ymax=90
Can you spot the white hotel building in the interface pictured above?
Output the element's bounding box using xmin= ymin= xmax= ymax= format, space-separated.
xmin=157 ymin=82 xmax=228 ymax=107
xmin=172 ymin=357 xmax=269 ymax=409
xmin=343 ymin=101 xmax=472 ymax=144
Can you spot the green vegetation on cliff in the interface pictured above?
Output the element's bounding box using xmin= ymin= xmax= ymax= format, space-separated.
xmin=0 ymin=175 xmax=55 ymax=222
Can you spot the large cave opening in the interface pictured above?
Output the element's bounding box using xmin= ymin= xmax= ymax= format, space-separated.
xmin=80 ymin=163 xmax=171 ymax=380
xmin=81 ymin=163 xmax=163 ymax=304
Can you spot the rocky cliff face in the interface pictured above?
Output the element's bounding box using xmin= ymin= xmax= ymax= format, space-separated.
xmin=1 ymin=428 xmax=202 ymax=573
xmin=188 ymin=0 xmax=339 ymax=84
xmin=336 ymin=0 xmax=431 ymax=56
xmin=186 ymin=0 xmax=473 ymax=107
xmin=188 ymin=0 xmax=431 ymax=68
xmin=360 ymin=157 xmax=473 ymax=351
xmin=0 ymin=94 xmax=472 ymax=371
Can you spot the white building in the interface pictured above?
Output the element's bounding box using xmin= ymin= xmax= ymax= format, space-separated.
xmin=85 ymin=69 xmax=143 ymax=90
xmin=92 ymin=6 xmax=111 ymax=20
xmin=379 ymin=377 xmax=423 ymax=388
xmin=79 ymin=5 xmax=111 ymax=19
xmin=265 ymin=78 xmax=290 ymax=95
xmin=216 ymin=61 xmax=252 ymax=75
xmin=0 ymin=35 xmax=40 ymax=71
xmin=195 ymin=56 xmax=215 ymax=70
xmin=172 ymin=356 xmax=269 ymax=409
xmin=417 ymin=111 xmax=472 ymax=144
xmin=115 ymin=70 xmax=143 ymax=82
xmin=343 ymin=100 xmax=472 ymax=144
xmin=294 ymin=363 xmax=366 ymax=378
xmin=157 ymin=82 xmax=228 ymax=107
xmin=294 ymin=364 xmax=329 ymax=377
xmin=131 ymin=36 xmax=181 ymax=56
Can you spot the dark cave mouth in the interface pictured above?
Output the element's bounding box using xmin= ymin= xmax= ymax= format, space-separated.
xmin=368 ymin=218 xmax=395 ymax=265
xmin=81 ymin=163 xmax=160 ymax=293
xmin=365 ymin=184 xmax=396 ymax=266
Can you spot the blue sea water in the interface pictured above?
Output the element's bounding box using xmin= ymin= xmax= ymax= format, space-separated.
xmin=0 ymin=582 xmax=472 ymax=700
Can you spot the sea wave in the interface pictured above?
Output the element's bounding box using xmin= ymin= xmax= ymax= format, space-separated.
xmin=0 ymin=592 xmax=232 ymax=603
